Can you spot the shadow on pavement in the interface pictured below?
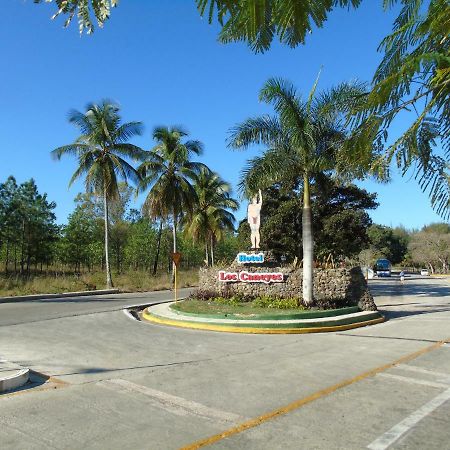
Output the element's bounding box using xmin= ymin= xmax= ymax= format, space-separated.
xmin=369 ymin=281 xmax=450 ymax=298
xmin=381 ymin=307 xmax=450 ymax=320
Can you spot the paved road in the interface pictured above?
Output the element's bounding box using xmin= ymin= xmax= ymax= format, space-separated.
xmin=0 ymin=276 xmax=449 ymax=449
xmin=0 ymin=289 xmax=193 ymax=327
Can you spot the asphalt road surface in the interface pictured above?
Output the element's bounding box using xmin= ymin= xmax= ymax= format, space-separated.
xmin=0 ymin=275 xmax=449 ymax=449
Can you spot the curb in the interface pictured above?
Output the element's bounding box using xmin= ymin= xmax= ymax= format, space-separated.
xmin=170 ymin=304 xmax=361 ymax=321
xmin=142 ymin=306 xmax=385 ymax=334
xmin=0 ymin=289 xmax=120 ymax=304
xmin=0 ymin=368 xmax=30 ymax=393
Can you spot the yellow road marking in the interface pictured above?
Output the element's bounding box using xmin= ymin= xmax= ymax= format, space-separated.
xmin=180 ymin=339 xmax=449 ymax=449
xmin=142 ymin=310 xmax=385 ymax=334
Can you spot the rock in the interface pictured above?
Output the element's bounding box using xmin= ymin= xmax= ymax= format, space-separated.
xmin=197 ymin=263 xmax=377 ymax=311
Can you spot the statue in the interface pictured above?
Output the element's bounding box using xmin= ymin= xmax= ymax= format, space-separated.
xmin=247 ymin=189 xmax=262 ymax=250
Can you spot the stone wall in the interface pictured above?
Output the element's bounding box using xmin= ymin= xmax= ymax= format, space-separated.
xmin=198 ymin=264 xmax=376 ymax=311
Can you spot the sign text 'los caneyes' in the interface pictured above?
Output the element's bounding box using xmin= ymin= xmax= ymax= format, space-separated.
xmin=218 ymin=271 xmax=283 ymax=284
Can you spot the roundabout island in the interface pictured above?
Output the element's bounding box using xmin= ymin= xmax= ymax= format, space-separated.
xmin=141 ymin=248 xmax=385 ymax=334
xmin=141 ymin=301 xmax=384 ymax=334
xmin=142 ymin=197 xmax=385 ymax=334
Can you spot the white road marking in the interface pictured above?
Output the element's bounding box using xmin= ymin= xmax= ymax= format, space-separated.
xmin=367 ymin=387 xmax=450 ymax=450
xmin=377 ymin=373 xmax=450 ymax=389
xmin=100 ymin=379 xmax=245 ymax=424
xmin=396 ymin=364 xmax=450 ymax=380
xmin=122 ymin=309 xmax=136 ymax=321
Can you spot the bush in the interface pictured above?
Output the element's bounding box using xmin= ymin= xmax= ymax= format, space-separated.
xmin=212 ymin=296 xmax=241 ymax=306
xmin=189 ymin=291 xmax=303 ymax=310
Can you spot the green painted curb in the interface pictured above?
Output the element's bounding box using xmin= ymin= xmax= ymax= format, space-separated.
xmin=169 ymin=302 xmax=360 ymax=321
xmin=150 ymin=310 xmax=383 ymax=329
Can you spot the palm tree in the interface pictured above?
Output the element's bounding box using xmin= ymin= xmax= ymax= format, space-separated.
xmin=185 ymin=167 xmax=239 ymax=266
xmin=137 ymin=126 xmax=205 ymax=277
xmin=197 ymin=0 xmax=361 ymax=52
xmin=228 ymin=77 xmax=375 ymax=305
xmin=52 ymin=100 xmax=144 ymax=288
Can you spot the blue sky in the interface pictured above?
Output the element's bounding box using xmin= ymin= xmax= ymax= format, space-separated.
xmin=0 ymin=0 xmax=444 ymax=229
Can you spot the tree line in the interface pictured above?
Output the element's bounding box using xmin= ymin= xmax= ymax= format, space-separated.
xmin=0 ymin=177 xmax=239 ymax=276
xmin=1 ymin=171 xmax=448 ymax=291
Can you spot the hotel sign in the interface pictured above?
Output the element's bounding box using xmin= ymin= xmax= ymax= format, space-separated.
xmin=236 ymin=252 xmax=265 ymax=264
xmin=219 ymin=271 xmax=284 ymax=284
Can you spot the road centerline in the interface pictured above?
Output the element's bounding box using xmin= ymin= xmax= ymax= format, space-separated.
xmin=179 ymin=339 xmax=448 ymax=450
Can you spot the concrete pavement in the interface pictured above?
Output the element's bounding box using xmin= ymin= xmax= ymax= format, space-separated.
xmin=0 ymin=288 xmax=193 ymax=327
xmin=0 ymin=276 xmax=449 ymax=449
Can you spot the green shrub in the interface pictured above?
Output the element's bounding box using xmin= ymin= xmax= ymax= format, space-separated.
xmin=252 ymin=296 xmax=302 ymax=309
xmin=213 ymin=296 xmax=241 ymax=306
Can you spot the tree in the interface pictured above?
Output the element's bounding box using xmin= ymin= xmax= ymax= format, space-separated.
xmin=359 ymin=0 xmax=450 ymax=220
xmin=312 ymin=174 xmax=377 ymax=262
xmin=35 ymin=0 xmax=359 ymax=39
xmin=238 ymin=175 xmax=378 ymax=263
xmin=123 ymin=218 xmax=158 ymax=272
xmin=185 ymin=167 xmax=238 ymax=266
xmin=137 ymin=126 xmax=205 ymax=278
xmin=197 ymin=0 xmax=362 ymax=52
xmin=0 ymin=177 xmax=58 ymax=274
xmin=229 ymin=77 xmax=375 ymax=305
xmin=409 ymin=224 xmax=450 ymax=273
xmin=60 ymin=204 xmax=98 ymax=272
xmin=367 ymin=224 xmax=409 ymax=265
xmin=52 ymin=100 xmax=144 ymax=288
xmin=0 ymin=177 xmax=20 ymax=272
xmin=34 ymin=0 xmax=118 ymax=33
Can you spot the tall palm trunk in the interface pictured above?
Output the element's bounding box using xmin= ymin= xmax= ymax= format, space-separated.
xmin=210 ymin=235 xmax=215 ymax=267
xmin=172 ymin=209 xmax=177 ymax=284
xmin=152 ymin=221 xmax=163 ymax=275
xmin=205 ymin=242 xmax=209 ymax=266
xmin=103 ymin=189 xmax=113 ymax=288
xmin=302 ymin=173 xmax=313 ymax=305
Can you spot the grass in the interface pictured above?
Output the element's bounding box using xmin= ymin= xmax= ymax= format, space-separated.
xmin=0 ymin=269 xmax=199 ymax=297
xmin=171 ymin=299 xmax=304 ymax=317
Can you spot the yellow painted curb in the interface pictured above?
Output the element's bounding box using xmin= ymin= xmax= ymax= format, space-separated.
xmin=142 ymin=310 xmax=385 ymax=334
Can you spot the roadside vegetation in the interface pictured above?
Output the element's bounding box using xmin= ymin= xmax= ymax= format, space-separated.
xmin=0 ymin=269 xmax=199 ymax=298
xmin=2 ymin=0 xmax=448 ymax=297
xmin=0 ymin=172 xmax=448 ymax=297
xmin=171 ymin=297 xmax=305 ymax=317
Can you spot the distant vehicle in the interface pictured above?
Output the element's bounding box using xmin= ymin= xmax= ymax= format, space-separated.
xmin=420 ymin=269 xmax=429 ymax=276
xmin=374 ymin=259 xmax=392 ymax=277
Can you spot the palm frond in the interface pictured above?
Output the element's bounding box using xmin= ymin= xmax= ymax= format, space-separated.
xmin=228 ymin=115 xmax=283 ymax=149
xmin=51 ymin=144 xmax=93 ymax=160
xmin=114 ymin=122 xmax=144 ymax=143
xmin=196 ymin=0 xmax=362 ymax=53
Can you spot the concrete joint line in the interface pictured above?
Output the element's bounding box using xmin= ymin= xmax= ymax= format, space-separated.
xmin=100 ymin=379 xmax=246 ymax=424
xmin=367 ymin=387 xmax=450 ymax=450
xmin=179 ymin=338 xmax=449 ymax=450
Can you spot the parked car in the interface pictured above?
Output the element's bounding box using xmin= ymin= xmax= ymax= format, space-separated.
xmin=420 ymin=269 xmax=429 ymax=276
